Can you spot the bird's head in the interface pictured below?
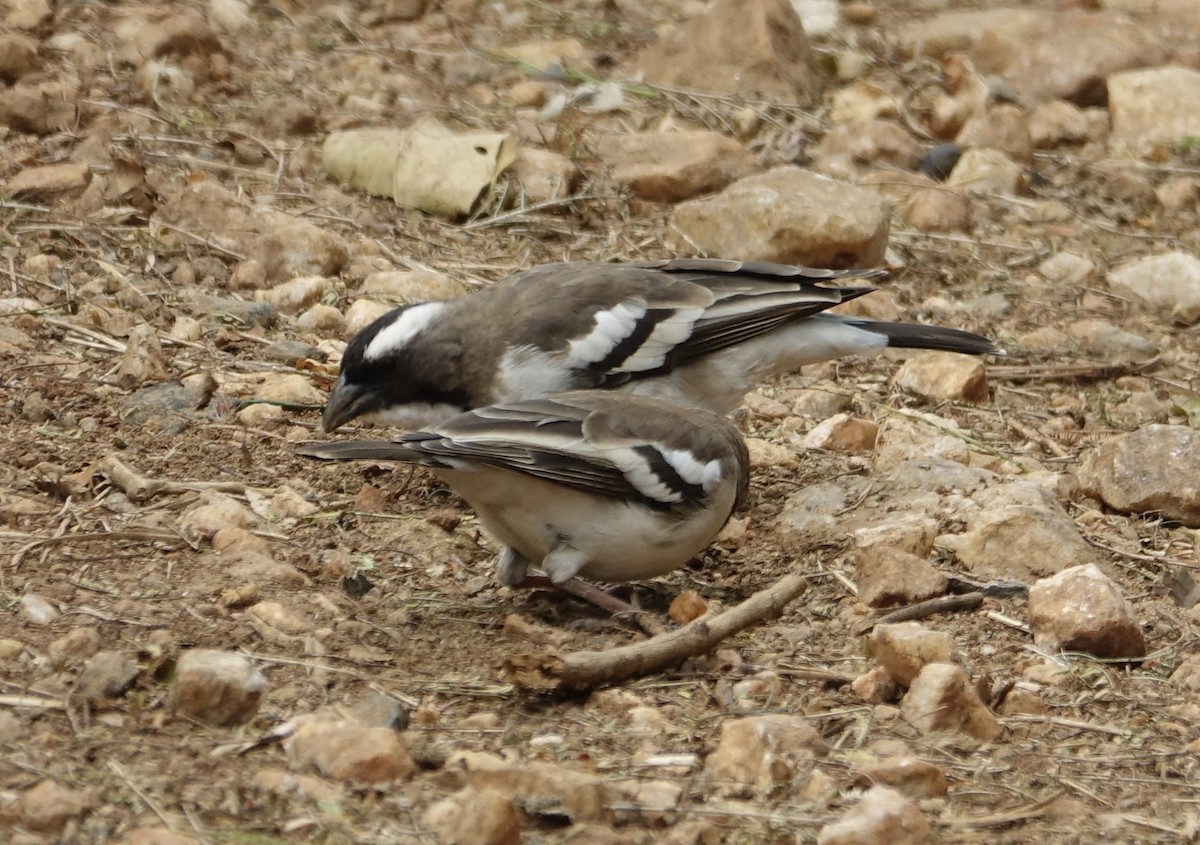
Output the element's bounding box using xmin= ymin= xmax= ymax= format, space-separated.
xmin=321 ymin=301 xmax=470 ymax=433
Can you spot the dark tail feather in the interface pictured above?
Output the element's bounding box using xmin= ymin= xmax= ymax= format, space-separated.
xmin=296 ymin=434 xmax=447 ymax=466
xmin=853 ymin=320 xmax=1004 ymax=356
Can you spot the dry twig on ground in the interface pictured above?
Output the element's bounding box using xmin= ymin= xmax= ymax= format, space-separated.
xmin=502 ymin=573 xmax=807 ymax=692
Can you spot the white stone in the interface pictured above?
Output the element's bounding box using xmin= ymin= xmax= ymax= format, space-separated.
xmin=344 ymin=298 xmax=394 ymax=335
xmin=20 ymin=593 xmax=59 ymax=625
xmin=1038 ymin=251 xmax=1094 ymax=285
xmin=1109 ymin=66 xmax=1200 ymax=156
xmin=1107 ymin=251 xmax=1200 ymax=325
xmin=947 ymin=148 xmax=1021 ymax=194
xmin=817 ymin=785 xmax=931 ymax=845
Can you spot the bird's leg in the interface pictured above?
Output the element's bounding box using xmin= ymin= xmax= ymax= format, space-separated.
xmin=544 ymin=547 xmax=666 ymax=636
xmin=498 ymin=546 xmax=666 ymax=636
xmin=556 ymin=577 xmax=668 ymax=637
xmin=513 ymin=575 xmax=665 ymax=637
xmin=495 ymin=546 xmax=532 ymax=587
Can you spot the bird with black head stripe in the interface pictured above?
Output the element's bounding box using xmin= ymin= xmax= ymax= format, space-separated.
xmin=321 ymin=258 xmax=1002 ymax=433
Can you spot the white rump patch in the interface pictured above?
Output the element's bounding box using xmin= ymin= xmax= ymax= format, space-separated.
xmin=567 ymin=301 xmax=646 ymax=367
xmin=496 ymin=345 xmax=575 ymax=401
xmin=364 ymin=301 xmax=448 ymax=361
xmin=773 ymin=315 xmax=889 ymax=365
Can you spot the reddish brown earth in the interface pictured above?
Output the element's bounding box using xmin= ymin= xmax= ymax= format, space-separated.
xmin=2 ymin=1 xmax=1200 ymax=843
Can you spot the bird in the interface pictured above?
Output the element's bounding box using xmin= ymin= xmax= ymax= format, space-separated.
xmin=320 ymin=258 xmax=1002 ymax=434
xmin=298 ymin=390 xmax=749 ymax=619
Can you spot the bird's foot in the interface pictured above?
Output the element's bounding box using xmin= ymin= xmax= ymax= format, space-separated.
xmin=517 ymin=575 xmax=667 ymax=637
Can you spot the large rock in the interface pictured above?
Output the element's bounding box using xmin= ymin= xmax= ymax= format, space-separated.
xmin=967 ymin=9 xmax=1161 ymax=105
xmin=596 ymin=130 xmax=759 ymax=203
xmin=901 ymin=663 xmax=1000 ymax=740
xmin=898 ymin=9 xmax=1050 ymax=58
xmin=1107 ymin=251 xmax=1200 ymax=325
xmin=1029 ymin=564 xmax=1145 ymax=659
xmin=702 ymin=714 xmax=825 ymax=797
xmin=870 ymin=622 xmax=954 ymax=687
xmin=817 ymin=786 xmax=930 ymax=845
xmin=170 ymin=649 xmax=266 ymax=727
xmin=893 ymin=352 xmax=989 ymax=404
xmin=1109 ymin=67 xmax=1200 ymax=156
xmin=937 ymin=478 xmax=1093 ymax=581
xmin=669 ymin=166 xmax=890 ymax=267
xmin=872 ymin=411 xmax=971 ymax=473
xmin=1077 ymin=425 xmax=1200 ymax=527
xmin=288 ymin=719 xmax=416 ymax=784
xmin=777 ymin=459 xmax=994 ymax=547
xmin=633 ymin=0 xmax=815 ymax=103
xmin=854 ymin=548 xmax=947 ymax=608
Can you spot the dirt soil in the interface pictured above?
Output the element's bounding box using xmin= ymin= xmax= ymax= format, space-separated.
xmin=3 ymin=0 xmax=1200 ymax=843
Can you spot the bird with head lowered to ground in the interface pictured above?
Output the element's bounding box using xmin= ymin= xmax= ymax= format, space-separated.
xmin=300 ymin=390 xmax=749 ymax=619
xmin=321 ymin=258 xmax=1002 ymax=433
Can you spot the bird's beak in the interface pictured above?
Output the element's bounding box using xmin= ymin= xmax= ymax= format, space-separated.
xmin=320 ymin=376 xmax=367 ymax=433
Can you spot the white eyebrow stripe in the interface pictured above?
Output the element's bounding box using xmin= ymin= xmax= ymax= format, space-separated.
xmin=364 ymin=301 xmax=448 ymax=361
xmin=567 ymin=301 xmax=646 ymax=367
